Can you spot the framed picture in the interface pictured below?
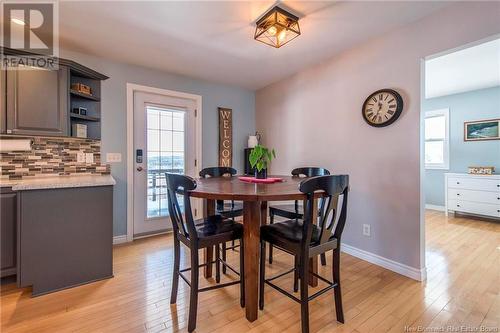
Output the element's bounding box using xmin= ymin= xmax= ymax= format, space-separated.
xmin=464 ymin=119 xmax=500 ymax=141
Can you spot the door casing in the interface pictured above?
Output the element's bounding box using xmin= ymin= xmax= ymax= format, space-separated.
xmin=126 ymin=83 xmax=202 ymax=242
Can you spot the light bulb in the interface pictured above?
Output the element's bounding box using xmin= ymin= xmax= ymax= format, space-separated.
xmin=267 ymin=26 xmax=277 ymax=36
xmin=278 ymin=29 xmax=287 ymax=42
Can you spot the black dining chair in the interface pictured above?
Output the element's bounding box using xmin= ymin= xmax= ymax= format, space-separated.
xmin=199 ymin=167 xmax=243 ymax=273
xmin=259 ymin=175 xmax=349 ymax=333
xmin=166 ymin=173 xmax=245 ymax=333
xmin=268 ymin=167 xmax=330 ymax=265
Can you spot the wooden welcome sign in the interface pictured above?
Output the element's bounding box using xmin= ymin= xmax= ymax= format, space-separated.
xmin=218 ymin=107 xmax=232 ymax=167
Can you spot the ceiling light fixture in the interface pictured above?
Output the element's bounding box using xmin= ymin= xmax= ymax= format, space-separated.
xmin=11 ymin=18 xmax=26 ymax=26
xmin=254 ymin=6 xmax=300 ymax=48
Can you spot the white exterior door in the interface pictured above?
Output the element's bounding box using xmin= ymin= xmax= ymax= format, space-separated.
xmin=133 ymin=91 xmax=199 ymax=237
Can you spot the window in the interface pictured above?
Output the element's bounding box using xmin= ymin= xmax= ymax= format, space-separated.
xmin=146 ymin=106 xmax=186 ymax=218
xmin=425 ymin=109 xmax=449 ymax=169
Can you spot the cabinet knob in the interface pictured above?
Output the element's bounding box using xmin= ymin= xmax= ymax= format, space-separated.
xmin=456 ymin=182 xmax=460 ymax=185
xmin=456 ymin=193 xmax=460 ymax=196
xmin=457 ymin=204 xmax=460 ymax=207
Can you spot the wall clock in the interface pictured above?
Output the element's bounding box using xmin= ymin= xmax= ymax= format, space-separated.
xmin=362 ymin=89 xmax=403 ymax=127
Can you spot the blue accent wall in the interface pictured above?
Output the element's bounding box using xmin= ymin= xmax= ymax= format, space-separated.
xmin=423 ymin=86 xmax=500 ymax=206
xmin=61 ymin=49 xmax=255 ymax=237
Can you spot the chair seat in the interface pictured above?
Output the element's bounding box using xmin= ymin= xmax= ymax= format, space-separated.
xmin=218 ymin=201 xmax=243 ymax=213
xmin=195 ymin=215 xmax=243 ymax=240
xmin=217 ymin=202 xmax=243 ymax=218
xmin=261 ymin=219 xmax=337 ymax=250
xmin=269 ymin=203 xmax=303 ymax=219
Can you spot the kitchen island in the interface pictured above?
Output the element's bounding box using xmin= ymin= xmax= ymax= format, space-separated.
xmin=1 ymin=174 xmax=115 ymax=296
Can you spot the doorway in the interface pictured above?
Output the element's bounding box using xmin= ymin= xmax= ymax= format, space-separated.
xmin=420 ymin=36 xmax=500 ymax=290
xmin=127 ymin=84 xmax=202 ymax=239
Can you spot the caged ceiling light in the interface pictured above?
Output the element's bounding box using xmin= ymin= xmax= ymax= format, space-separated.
xmin=254 ymin=6 xmax=300 ymax=48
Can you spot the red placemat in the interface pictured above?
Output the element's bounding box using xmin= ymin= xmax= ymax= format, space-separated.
xmin=238 ymin=176 xmax=284 ymax=184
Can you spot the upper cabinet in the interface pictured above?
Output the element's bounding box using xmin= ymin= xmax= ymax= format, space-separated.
xmin=1 ymin=48 xmax=108 ymax=140
xmin=5 ymin=66 xmax=69 ymax=137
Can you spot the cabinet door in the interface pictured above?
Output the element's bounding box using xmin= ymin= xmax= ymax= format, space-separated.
xmin=1 ymin=189 xmax=17 ymax=277
xmin=6 ymin=66 xmax=68 ymax=136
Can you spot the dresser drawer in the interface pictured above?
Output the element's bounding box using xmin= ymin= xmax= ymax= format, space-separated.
xmin=448 ymin=199 xmax=500 ymax=218
xmin=447 ymin=177 xmax=500 ymax=192
xmin=448 ymin=189 xmax=500 ymax=205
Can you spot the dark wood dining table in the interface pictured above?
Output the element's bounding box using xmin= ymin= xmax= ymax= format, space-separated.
xmin=189 ymin=175 xmax=321 ymax=322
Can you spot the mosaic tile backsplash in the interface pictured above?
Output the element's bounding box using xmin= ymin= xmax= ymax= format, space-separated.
xmin=0 ymin=136 xmax=110 ymax=180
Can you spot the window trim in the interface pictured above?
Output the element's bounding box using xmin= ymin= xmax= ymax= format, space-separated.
xmin=425 ymin=108 xmax=450 ymax=170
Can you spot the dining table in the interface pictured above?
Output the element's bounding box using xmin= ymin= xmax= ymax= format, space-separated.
xmin=189 ymin=175 xmax=322 ymax=322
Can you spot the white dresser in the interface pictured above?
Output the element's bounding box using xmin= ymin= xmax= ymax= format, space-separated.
xmin=445 ymin=173 xmax=500 ymax=218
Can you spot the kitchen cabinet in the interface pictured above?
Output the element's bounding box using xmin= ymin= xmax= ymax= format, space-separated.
xmin=1 ymin=188 xmax=17 ymax=278
xmin=18 ymin=185 xmax=113 ymax=295
xmin=5 ymin=66 xmax=69 ymax=136
xmin=1 ymin=47 xmax=108 ymax=139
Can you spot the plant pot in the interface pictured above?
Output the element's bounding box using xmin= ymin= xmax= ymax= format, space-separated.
xmin=255 ymin=168 xmax=267 ymax=179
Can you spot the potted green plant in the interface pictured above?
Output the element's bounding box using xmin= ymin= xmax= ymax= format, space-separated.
xmin=249 ymin=144 xmax=276 ymax=179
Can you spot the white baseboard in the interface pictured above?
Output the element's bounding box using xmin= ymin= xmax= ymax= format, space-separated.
xmin=341 ymin=243 xmax=426 ymax=281
xmin=113 ymin=235 xmax=128 ymax=245
xmin=425 ymin=204 xmax=445 ymax=212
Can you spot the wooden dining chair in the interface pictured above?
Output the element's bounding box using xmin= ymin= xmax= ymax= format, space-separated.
xmin=166 ymin=173 xmax=245 ymax=333
xmin=199 ymin=167 xmax=243 ymax=273
xmin=268 ymin=167 xmax=330 ymax=265
xmin=259 ymin=175 xmax=349 ymax=333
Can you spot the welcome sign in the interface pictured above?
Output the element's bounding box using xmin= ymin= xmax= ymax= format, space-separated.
xmin=218 ymin=107 xmax=232 ymax=167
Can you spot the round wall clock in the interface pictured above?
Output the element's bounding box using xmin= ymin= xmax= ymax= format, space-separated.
xmin=362 ymin=89 xmax=403 ymax=127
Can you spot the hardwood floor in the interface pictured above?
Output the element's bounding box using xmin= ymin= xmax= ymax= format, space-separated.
xmin=1 ymin=210 xmax=499 ymax=332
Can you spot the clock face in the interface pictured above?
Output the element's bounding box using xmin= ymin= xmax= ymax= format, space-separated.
xmin=362 ymin=89 xmax=403 ymax=127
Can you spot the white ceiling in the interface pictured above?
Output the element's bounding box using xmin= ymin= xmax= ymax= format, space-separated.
xmin=58 ymin=1 xmax=451 ymax=90
xmin=425 ymin=38 xmax=500 ymax=98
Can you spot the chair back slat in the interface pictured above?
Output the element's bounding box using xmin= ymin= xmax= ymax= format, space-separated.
xmin=291 ymin=167 xmax=330 ymax=177
xmin=166 ymin=173 xmax=197 ymax=240
xmin=199 ymin=167 xmax=237 ymax=211
xmin=299 ymin=175 xmax=349 ymax=248
xmin=199 ymin=167 xmax=237 ymax=178
xmin=291 ymin=167 xmax=331 ymax=219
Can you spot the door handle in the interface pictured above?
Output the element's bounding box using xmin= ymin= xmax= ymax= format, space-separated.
xmin=137 ymin=166 xmax=143 ymax=172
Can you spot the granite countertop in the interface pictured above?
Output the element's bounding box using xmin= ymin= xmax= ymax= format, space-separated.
xmin=0 ymin=174 xmax=116 ymax=191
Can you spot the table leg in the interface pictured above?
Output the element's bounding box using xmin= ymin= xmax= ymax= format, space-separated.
xmin=243 ymin=201 xmax=261 ymax=322
xmin=260 ymin=201 xmax=268 ymax=225
xmin=307 ymin=197 xmax=319 ymax=287
xmin=204 ymin=199 xmax=215 ymax=278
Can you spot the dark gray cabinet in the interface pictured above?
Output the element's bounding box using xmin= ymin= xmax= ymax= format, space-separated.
xmin=5 ymin=66 xmax=69 ymax=136
xmin=1 ymin=47 xmax=108 ymax=139
xmin=1 ymin=188 xmax=17 ymax=278
xmin=18 ymin=186 xmax=113 ymax=296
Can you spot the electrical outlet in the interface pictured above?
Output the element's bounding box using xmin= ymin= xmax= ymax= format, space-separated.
xmin=85 ymin=153 xmax=94 ymax=164
xmin=106 ymin=153 xmax=122 ymax=163
xmin=363 ymin=224 xmax=371 ymax=237
xmin=77 ymin=152 xmax=86 ymax=163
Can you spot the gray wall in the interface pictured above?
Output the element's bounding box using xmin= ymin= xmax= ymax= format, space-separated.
xmin=424 ymin=86 xmax=500 ymax=206
xmin=61 ymin=49 xmax=255 ymax=236
xmin=256 ymin=2 xmax=500 ymax=273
